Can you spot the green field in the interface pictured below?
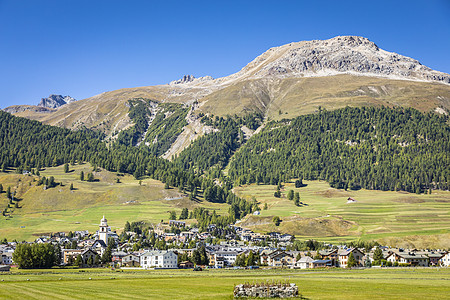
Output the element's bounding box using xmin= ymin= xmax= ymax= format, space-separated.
xmin=0 ymin=267 xmax=449 ymax=299
xmin=234 ymin=180 xmax=450 ymax=248
xmin=0 ymin=164 xmax=229 ymax=241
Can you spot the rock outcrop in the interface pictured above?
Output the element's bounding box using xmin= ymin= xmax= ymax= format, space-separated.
xmin=38 ymin=94 xmax=76 ymax=109
xmin=245 ymin=36 xmax=450 ymax=84
xmin=169 ymin=75 xmax=214 ymax=85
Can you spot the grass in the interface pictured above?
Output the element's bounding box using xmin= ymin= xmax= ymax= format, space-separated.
xmin=0 ymin=164 xmax=229 ymax=241
xmin=234 ymin=180 xmax=450 ymax=248
xmin=0 ymin=267 xmax=449 ymax=299
xmin=199 ymin=74 xmax=450 ymax=119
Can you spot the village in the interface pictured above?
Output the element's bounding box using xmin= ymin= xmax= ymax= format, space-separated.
xmin=1 ymin=215 xmax=449 ymax=272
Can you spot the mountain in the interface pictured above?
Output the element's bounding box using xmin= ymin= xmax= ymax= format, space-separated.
xmin=38 ymin=94 xmax=76 ymax=109
xmin=6 ymin=36 xmax=450 ymax=151
xmin=3 ymin=94 xmax=76 ymax=117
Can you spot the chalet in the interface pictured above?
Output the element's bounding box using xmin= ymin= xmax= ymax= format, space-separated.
xmin=386 ymin=251 xmax=428 ymax=267
xmin=338 ymin=248 xmax=365 ymax=267
xmin=417 ymin=251 xmax=445 ymax=266
xmin=179 ymin=261 xmax=194 ymax=269
xmin=295 ymin=256 xmax=314 ymax=269
xmin=346 ymin=197 xmax=357 ymax=203
xmin=122 ymin=253 xmax=140 ymax=267
xmin=310 ymin=259 xmax=332 ymax=268
xmin=319 ymin=249 xmax=339 ymax=266
xmin=141 ymin=250 xmax=178 ymax=269
xmin=267 ymin=250 xmax=294 ymax=267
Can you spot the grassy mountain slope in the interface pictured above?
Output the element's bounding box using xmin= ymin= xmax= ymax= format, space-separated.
xmin=199 ymin=75 xmax=450 ymax=119
xmin=0 ymin=164 xmax=229 ymax=241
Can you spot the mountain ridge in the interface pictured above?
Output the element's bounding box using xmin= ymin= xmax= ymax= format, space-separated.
xmin=4 ymin=36 xmax=450 ymax=153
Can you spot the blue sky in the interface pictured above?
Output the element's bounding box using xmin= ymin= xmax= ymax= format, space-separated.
xmin=0 ymin=0 xmax=449 ymax=108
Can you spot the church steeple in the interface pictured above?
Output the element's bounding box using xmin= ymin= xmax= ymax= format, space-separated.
xmin=98 ymin=215 xmax=109 ymax=245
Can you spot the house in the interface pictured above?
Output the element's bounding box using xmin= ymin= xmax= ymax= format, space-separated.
xmin=310 ymin=259 xmax=332 ymax=268
xmin=386 ymin=251 xmax=428 ymax=267
xmin=419 ymin=251 xmax=445 ymax=266
xmin=267 ymin=251 xmax=294 ymax=267
xmin=169 ymin=220 xmax=186 ymax=228
xmin=214 ymin=250 xmax=240 ymax=266
xmin=214 ymin=256 xmax=226 ymax=268
xmin=319 ymin=249 xmax=339 ymax=266
xmin=112 ymin=251 xmax=128 ymax=266
xmin=338 ymin=248 xmax=365 ymax=267
xmin=122 ymin=253 xmax=140 ymax=267
xmin=81 ymin=249 xmax=98 ymax=266
xmin=1 ymin=252 xmax=13 ymax=265
xmin=179 ymin=261 xmax=194 ymax=269
xmin=295 ymin=256 xmax=314 ymax=269
xmin=63 ymin=249 xmax=83 ymax=264
xmin=439 ymin=252 xmax=450 ymax=267
xmin=141 ymin=250 xmax=178 ymax=269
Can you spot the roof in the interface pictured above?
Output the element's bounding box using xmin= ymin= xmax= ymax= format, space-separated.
xmin=312 ymin=259 xmax=331 ymax=264
xmin=298 ymin=256 xmax=314 ymax=263
xmin=141 ymin=250 xmax=177 ymax=257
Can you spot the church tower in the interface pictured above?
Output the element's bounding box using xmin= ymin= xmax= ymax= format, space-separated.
xmin=99 ymin=215 xmax=109 ymax=245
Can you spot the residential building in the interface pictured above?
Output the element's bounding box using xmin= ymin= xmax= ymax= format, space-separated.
xmin=439 ymin=252 xmax=450 ymax=267
xmin=122 ymin=253 xmax=140 ymax=267
xmin=295 ymin=256 xmax=314 ymax=269
xmin=141 ymin=250 xmax=178 ymax=269
xmin=63 ymin=249 xmax=83 ymax=264
xmin=338 ymin=248 xmax=365 ymax=267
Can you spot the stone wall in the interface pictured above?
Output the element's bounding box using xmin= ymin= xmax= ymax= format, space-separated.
xmin=233 ymin=283 xmax=298 ymax=298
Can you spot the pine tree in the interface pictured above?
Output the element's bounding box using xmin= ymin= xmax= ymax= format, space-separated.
xmin=69 ymin=183 xmax=74 ymax=190
xmin=347 ymin=252 xmax=357 ymax=268
xmin=64 ymin=163 xmax=69 ymax=173
xmin=6 ymin=186 xmax=11 ymax=200
xmin=287 ymin=190 xmax=294 ymax=200
xmin=80 ymin=171 xmax=84 ymax=181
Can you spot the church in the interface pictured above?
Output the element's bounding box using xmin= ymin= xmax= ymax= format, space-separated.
xmin=92 ymin=216 xmax=119 ymax=253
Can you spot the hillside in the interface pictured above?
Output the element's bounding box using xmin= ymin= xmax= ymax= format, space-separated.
xmin=6 ymin=36 xmax=450 ymax=147
xmin=0 ymin=164 xmax=229 ymax=241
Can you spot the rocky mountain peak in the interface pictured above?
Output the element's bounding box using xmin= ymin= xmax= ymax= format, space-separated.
xmin=169 ymin=75 xmax=214 ymax=86
xmin=38 ymin=94 xmax=76 ymax=109
xmin=232 ymin=36 xmax=450 ymax=84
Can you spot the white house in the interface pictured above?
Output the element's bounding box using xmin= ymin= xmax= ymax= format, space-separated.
xmin=213 ymin=250 xmax=240 ymax=266
xmin=140 ymin=250 xmax=178 ymax=269
xmin=295 ymin=256 xmax=314 ymax=269
xmin=1 ymin=252 xmax=13 ymax=265
xmin=439 ymin=252 xmax=450 ymax=267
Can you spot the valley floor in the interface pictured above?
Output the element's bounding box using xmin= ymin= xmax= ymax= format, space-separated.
xmin=234 ymin=180 xmax=450 ymax=248
xmin=0 ymin=267 xmax=449 ymax=299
